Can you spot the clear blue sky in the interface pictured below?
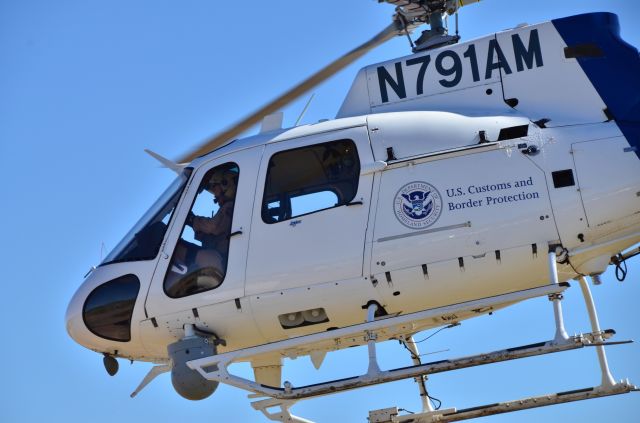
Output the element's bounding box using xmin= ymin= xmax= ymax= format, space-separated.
xmin=1 ymin=1 xmax=639 ymax=421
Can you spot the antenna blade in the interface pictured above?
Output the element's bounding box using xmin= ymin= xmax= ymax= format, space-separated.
xmin=177 ymin=22 xmax=401 ymax=163
xmin=310 ymin=350 xmax=327 ymax=370
xmin=144 ymin=149 xmax=186 ymax=174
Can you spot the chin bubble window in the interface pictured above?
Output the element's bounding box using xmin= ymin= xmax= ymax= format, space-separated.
xmin=164 ymin=163 xmax=239 ymax=298
xmin=82 ymin=275 xmax=140 ymax=342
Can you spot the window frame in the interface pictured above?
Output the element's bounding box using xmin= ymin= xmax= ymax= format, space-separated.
xmin=163 ymin=162 xmax=239 ymax=299
xmin=260 ymin=139 xmax=361 ymax=224
xmin=101 ymin=168 xmax=194 ymax=266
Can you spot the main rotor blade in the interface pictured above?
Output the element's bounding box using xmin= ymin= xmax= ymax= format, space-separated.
xmin=178 ymin=21 xmax=401 ymax=163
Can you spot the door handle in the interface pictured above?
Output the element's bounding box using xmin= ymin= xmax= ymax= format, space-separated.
xmin=229 ymin=230 xmax=243 ymax=239
xmin=346 ymin=201 xmax=364 ymax=207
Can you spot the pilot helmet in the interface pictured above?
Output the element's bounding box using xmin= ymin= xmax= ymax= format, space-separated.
xmin=208 ymin=168 xmax=238 ymax=200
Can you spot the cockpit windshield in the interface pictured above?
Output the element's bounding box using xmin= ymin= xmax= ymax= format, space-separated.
xmin=101 ymin=168 xmax=193 ymax=266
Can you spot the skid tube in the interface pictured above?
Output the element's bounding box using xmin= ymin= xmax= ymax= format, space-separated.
xmin=374 ymin=382 xmax=638 ymax=422
xmin=249 ymin=330 xmax=635 ymax=423
xmin=254 ymin=330 xmax=626 ymax=397
xmin=253 ymin=331 xmax=620 ymax=400
xmin=187 ymin=284 xmax=569 ymax=399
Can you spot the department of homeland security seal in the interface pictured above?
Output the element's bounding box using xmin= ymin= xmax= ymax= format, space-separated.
xmin=393 ymin=181 xmax=442 ymax=229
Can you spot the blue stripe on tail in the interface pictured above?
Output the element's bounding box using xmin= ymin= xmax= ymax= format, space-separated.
xmin=553 ymin=12 xmax=640 ymax=158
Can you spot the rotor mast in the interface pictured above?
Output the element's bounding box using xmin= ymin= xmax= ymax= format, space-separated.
xmin=386 ymin=0 xmax=481 ymax=51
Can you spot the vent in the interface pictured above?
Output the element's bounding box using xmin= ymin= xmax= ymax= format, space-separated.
xmin=498 ymin=125 xmax=529 ymax=141
xmin=552 ymin=169 xmax=575 ymax=188
xmin=564 ymin=44 xmax=604 ymax=59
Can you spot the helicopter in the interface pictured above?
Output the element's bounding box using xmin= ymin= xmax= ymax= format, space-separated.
xmin=65 ymin=0 xmax=640 ymax=421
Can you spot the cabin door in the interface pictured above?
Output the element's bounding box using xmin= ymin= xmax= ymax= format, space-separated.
xmin=144 ymin=146 xmax=263 ymax=318
xmin=245 ymin=126 xmax=375 ymax=295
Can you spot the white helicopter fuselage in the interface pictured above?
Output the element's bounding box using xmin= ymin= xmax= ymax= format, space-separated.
xmin=67 ymin=12 xmax=640 ymax=373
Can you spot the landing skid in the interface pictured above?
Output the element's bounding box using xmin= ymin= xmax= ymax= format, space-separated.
xmin=371 ymin=382 xmax=637 ymax=422
xmin=245 ymin=331 xmax=623 ymax=400
xmin=248 ymin=331 xmax=634 ymax=422
xmin=188 ymin=283 xmax=568 ymax=399
xmin=184 ymin=249 xmax=637 ymax=421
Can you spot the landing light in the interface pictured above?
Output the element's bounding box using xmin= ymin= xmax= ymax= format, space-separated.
xmin=278 ymin=308 xmax=329 ymax=329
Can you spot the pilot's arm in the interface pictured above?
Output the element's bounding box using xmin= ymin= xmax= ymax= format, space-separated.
xmin=192 ymin=202 xmax=233 ymax=237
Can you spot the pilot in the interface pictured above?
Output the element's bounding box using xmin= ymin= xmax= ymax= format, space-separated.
xmin=167 ymin=168 xmax=237 ymax=296
xmin=187 ymin=168 xmax=238 ymax=288
xmin=192 ymin=168 xmax=237 ymax=253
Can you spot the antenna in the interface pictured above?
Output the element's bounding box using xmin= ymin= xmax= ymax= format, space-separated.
xmin=295 ymin=93 xmax=315 ymax=126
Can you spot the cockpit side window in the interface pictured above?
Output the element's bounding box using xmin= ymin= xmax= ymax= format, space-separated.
xmin=261 ymin=140 xmax=360 ymax=223
xmin=164 ymin=163 xmax=239 ymax=298
xmin=101 ymin=168 xmax=193 ymax=266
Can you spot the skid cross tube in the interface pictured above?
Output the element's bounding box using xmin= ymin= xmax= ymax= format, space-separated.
xmin=548 ymin=249 xmax=570 ymax=344
xmin=402 ymin=335 xmax=433 ymax=413
xmin=578 ymin=276 xmax=616 ymax=387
